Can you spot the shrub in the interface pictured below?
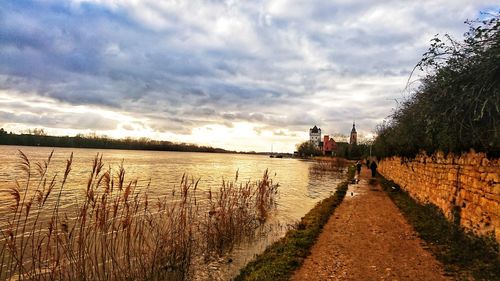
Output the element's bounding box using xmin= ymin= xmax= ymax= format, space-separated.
xmin=373 ymin=13 xmax=500 ymax=158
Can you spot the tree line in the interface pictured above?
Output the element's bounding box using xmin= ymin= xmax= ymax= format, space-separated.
xmin=0 ymin=129 xmax=231 ymax=153
xmin=296 ymin=140 xmax=371 ymax=159
xmin=373 ymin=14 xmax=500 ymax=159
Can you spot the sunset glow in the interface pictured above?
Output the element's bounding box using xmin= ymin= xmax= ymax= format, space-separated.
xmin=0 ymin=1 xmax=497 ymax=152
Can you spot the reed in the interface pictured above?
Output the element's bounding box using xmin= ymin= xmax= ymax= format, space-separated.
xmin=234 ymin=166 xmax=355 ymax=281
xmin=309 ymin=157 xmax=349 ymax=174
xmin=0 ymin=151 xmax=278 ymax=281
xmin=200 ymin=170 xmax=279 ymax=257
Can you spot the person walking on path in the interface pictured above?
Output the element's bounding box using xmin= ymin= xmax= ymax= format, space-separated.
xmin=370 ymin=160 xmax=378 ymax=177
xmin=356 ymin=161 xmax=362 ymax=175
xmin=290 ymin=168 xmax=449 ymax=281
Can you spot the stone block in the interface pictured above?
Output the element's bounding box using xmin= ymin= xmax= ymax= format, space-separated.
xmin=382 ymin=152 xmax=499 ymax=243
xmin=472 ymin=179 xmax=481 ymax=189
xmin=485 ymin=173 xmax=499 ymax=183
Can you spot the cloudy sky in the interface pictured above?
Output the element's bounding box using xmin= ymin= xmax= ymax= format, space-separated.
xmin=0 ymin=1 xmax=498 ymax=152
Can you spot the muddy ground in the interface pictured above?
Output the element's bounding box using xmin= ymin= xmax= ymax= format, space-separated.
xmin=291 ymin=168 xmax=449 ymax=281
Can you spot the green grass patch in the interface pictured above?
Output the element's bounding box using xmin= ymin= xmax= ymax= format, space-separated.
xmin=234 ymin=167 xmax=355 ymax=281
xmin=377 ymin=175 xmax=500 ymax=280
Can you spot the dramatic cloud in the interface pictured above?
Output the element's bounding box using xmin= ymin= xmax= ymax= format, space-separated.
xmin=0 ymin=0 xmax=498 ymax=151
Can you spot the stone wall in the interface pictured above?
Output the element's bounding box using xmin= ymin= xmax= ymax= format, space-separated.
xmin=378 ymin=151 xmax=500 ymax=243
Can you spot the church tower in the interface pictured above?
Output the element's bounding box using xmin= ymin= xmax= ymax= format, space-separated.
xmin=349 ymin=122 xmax=357 ymax=145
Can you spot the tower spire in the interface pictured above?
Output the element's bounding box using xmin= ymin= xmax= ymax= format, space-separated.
xmin=350 ymin=121 xmax=357 ymax=145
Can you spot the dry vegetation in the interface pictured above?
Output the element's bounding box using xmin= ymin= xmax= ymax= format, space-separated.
xmin=201 ymin=170 xmax=278 ymax=257
xmin=309 ymin=157 xmax=349 ymax=174
xmin=235 ymin=166 xmax=355 ymax=281
xmin=0 ymin=151 xmax=278 ymax=281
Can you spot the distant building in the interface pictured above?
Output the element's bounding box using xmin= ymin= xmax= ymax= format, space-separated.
xmin=307 ymin=125 xmax=340 ymax=156
xmin=349 ymin=122 xmax=357 ymax=145
xmin=309 ymin=125 xmax=322 ymax=148
xmin=323 ymin=135 xmax=337 ymax=156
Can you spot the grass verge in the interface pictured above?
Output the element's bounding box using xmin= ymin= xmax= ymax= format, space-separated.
xmin=234 ymin=167 xmax=355 ymax=281
xmin=377 ymin=175 xmax=500 ymax=280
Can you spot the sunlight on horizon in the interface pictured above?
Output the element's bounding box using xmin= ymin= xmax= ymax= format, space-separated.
xmin=0 ymin=89 xmax=354 ymax=152
xmin=0 ymin=1 xmax=495 ymax=152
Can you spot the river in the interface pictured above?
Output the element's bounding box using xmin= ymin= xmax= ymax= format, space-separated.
xmin=0 ymin=145 xmax=344 ymax=280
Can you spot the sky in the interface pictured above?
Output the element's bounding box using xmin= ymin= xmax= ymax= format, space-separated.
xmin=0 ymin=1 xmax=498 ymax=152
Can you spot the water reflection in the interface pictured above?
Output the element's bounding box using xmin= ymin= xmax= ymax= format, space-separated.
xmin=0 ymin=145 xmax=344 ymax=280
xmin=194 ymin=161 xmax=343 ymax=280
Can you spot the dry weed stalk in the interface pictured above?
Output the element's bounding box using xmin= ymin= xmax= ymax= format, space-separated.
xmin=0 ymin=151 xmax=278 ymax=281
xmin=200 ymin=170 xmax=279 ymax=257
xmin=310 ymin=157 xmax=349 ymax=174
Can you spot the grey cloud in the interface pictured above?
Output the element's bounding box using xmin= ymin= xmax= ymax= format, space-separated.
xmin=121 ymin=124 xmax=134 ymax=130
xmin=0 ymin=110 xmax=118 ymax=131
xmin=221 ymin=112 xmax=267 ymax=122
xmin=0 ymin=0 xmax=496 ymax=143
xmin=273 ymin=130 xmax=298 ymax=137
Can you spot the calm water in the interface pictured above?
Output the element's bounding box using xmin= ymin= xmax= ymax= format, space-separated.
xmin=0 ymin=145 xmax=343 ymax=280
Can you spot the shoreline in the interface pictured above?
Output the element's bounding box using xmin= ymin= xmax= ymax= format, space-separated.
xmin=0 ymin=143 xmax=286 ymax=156
xmin=235 ymin=166 xmax=355 ymax=281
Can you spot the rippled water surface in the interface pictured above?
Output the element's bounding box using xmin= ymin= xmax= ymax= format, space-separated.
xmin=0 ymin=145 xmax=344 ymax=280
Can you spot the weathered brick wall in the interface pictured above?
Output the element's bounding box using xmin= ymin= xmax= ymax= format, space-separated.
xmin=378 ymin=151 xmax=500 ymax=243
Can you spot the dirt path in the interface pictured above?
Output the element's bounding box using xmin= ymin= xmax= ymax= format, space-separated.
xmin=290 ymin=168 xmax=449 ymax=281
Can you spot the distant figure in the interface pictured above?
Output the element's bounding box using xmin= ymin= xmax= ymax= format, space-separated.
xmin=355 ymin=161 xmax=362 ymax=175
xmin=370 ymin=161 xmax=378 ymax=178
xmin=366 ymin=159 xmax=370 ymax=168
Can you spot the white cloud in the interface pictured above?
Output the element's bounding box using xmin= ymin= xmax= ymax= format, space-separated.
xmin=0 ymin=0 xmax=498 ymax=151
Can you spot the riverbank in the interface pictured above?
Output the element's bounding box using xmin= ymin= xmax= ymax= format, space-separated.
xmin=0 ymin=132 xmax=232 ymax=153
xmin=234 ymin=166 xmax=355 ymax=281
xmin=0 ymin=146 xmax=345 ymax=280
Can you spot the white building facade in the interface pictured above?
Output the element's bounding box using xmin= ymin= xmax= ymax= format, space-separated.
xmin=309 ymin=125 xmax=322 ymax=147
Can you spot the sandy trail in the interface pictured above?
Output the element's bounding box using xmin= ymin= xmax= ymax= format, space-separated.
xmin=290 ymin=168 xmax=449 ymax=281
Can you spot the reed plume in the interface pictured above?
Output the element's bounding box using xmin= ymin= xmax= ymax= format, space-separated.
xmin=0 ymin=151 xmax=279 ymax=281
xmin=310 ymin=157 xmax=349 ymax=174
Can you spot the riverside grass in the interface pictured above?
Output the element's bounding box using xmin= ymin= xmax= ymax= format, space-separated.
xmin=235 ymin=165 xmax=355 ymax=281
xmin=377 ymin=175 xmax=500 ymax=281
xmin=0 ymin=151 xmax=278 ymax=281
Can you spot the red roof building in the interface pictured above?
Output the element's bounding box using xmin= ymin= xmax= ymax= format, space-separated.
xmin=323 ymin=135 xmax=337 ymax=156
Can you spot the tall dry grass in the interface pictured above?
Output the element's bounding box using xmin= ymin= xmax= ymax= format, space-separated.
xmin=309 ymin=157 xmax=349 ymax=174
xmin=0 ymin=151 xmax=278 ymax=281
xmin=200 ymin=170 xmax=278 ymax=257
